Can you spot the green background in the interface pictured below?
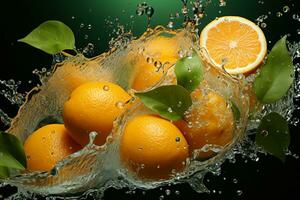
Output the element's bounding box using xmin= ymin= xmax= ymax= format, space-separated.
xmin=1 ymin=0 xmax=300 ymax=199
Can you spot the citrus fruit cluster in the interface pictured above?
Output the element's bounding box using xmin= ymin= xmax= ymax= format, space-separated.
xmin=23 ymin=16 xmax=266 ymax=180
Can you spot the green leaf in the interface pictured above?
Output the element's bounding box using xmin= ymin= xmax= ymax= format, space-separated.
xmin=135 ymin=85 xmax=192 ymax=121
xmin=230 ymin=100 xmax=241 ymax=122
xmin=18 ymin=20 xmax=75 ymax=54
xmin=174 ymin=52 xmax=204 ymax=92
xmin=255 ymin=112 xmax=290 ymax=162
xmin=0 ymin=166 xmax=9 ymax=178
xmin=158 ymin=32 xmax=176 ymax=38
xmin=253 ymin=36 xmax=294 ymax=103
xmin=0 ymin=132 xmax=27 ymax=170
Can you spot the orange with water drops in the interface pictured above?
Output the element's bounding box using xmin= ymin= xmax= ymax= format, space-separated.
xmin=131 ymin=32 xmax=180 ymax=91
xmin=120 ymin=115 xmax=189 ymax=180
xmin=200 ymin=16 xmax=267 ymax=75
xmin=174 ymin=90 xmax=234 ymax=158
xmin=63 ymin=81 xmax=132 ymax=146
xmin=24 ymin=124 xmax=81 ymax=171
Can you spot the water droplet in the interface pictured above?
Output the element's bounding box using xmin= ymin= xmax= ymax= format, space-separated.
xmin=84 ymin=34 xmax=89 ymax=40
xmin=167 ymin=107 xmax=173 ymax=113
xmin=261 ymin=130 xmax=269 ymax=137
xmin=71 ymin=16 xmax=75 ymax=20
xmin=233 ymin=178 xmax=238 ymax=184
xmin=145 ymin=6 xmax=154 ymax=18
xmin=167 ymin=21 xmax=174 ymax=28
xmin=115 ymin=101 xmax=125 ymax=109
xmin=175 ymin=137 xmax=181 ymax=142
xmin=154 ymin=61 xmax=162 ymax=68
xmin=175 ymin=190 xmax=180 ymax=195
xmin=159 ymin=195 xmax=165 ymax=200
xmin=146 ymin=57 xmax=154 ymax=64
xmin=165 ymin=189 xmax=171 ymax=195
xmin=87 ymin=24 xmax=92 ymax=30
xmin=80 ymin=23 xmax=85 ymax=28
xmin=283 ymin=6 xmax=290 ymax=13
xmin=276 ymin=12 xmax=283 ymax=17
xmin=261 ymin=23 xmax=267 ymax=28
xmin=236 ymin=190 xmax=243 ymax=196
xmin=103 ymin=85 xmax=110 ymax=91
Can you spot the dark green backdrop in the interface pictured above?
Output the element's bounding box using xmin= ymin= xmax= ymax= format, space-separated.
xmin=1 ymin=0 xmax=299 ymax=199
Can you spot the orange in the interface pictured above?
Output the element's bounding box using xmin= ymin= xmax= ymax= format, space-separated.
xmin=174 ymin=90 xmax=234 ymax=158
xmin=200 ymin=16 xmax=267 ymax=75
xmin=120 ymin=115 xmax=189 ymax=180
xmin=131 ymin=32 xmax=179 ymax=91
xmin=24 ymin=124 xmax=81 ymax=171
xmin=63 ymin=81 xmax=131 ymax=146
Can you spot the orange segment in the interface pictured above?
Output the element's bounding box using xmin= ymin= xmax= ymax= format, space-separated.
xmin=200 ymin=16 xmax=267 ymax=74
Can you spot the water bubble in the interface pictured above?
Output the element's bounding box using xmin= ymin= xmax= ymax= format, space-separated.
xmin=167 ymin=107 xmax=173 ymax=113
xmin=261 ymin=130 xmax=269 ymax=137
xmin=175 ymin=190 xmax=180 ymax=195
xmin=87 ymin=24 xmax=92 ymax=30
xmin=84 ymin=34 xmax=89 ymax=40
xmin=175 ymin=137 xmax=181 ymax=142
xmin=154 ymin=61 xmax=162 ymax=68
xmin=80 ymin=23 xmax=85 ymax=28
xmin=71 ymin=16 xmax=75 ymax=20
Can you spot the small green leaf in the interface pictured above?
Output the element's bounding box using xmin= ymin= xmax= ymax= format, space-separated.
xmin=253 ymin=36 xmax=294 ymax=103
xmin=158 ymin=32 xmax=176 ymax=38
xmin=135 ymin=85 xmax=192 ymax=121
xmin=0 ymin=166 xmax=9 ymax=178
xmin=174 ymin=52 xmax=204 ymax=92
xmin=18 ymin=20 xmax=75 ymax=54
xmin=255 ymin=112 xmax=290 ymax=162
xmin=0 ymin=132 xmax=27 ymax=171
xmin=230 ymin=100 xmax=241 ymax=122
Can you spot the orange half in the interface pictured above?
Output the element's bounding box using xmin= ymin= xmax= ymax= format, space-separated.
xmin=200 ymin=16 xmax=267 ymax=74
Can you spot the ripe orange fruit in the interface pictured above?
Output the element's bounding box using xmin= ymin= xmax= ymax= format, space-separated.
xmin=63 ymin=81 xmax=132 ymax=146
xmin=24 ymin=124 xmax=81 ymax=171
xmin=120 ymin=115 xmax=189 ymax=180
xmin=200 ymin=16 xmax=267 ymax=75
xmin=131 ymin=32 xmax=179 ymax=91
xmin=174 ymin=90 xmax=234 ymax=158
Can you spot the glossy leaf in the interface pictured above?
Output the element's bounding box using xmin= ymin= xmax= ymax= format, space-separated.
xmin=0 ymin=132 xmax=26 ymax=171
xmin=135 ymin=85 xmax=192 ymax=121
xmin=255 ymin=112 xmax=290 ymax=162
xmin=253 ymin=36 xmax=294 ymax=103
xmin=18 ymin=20 xmax=75 ymax=54
xmin=174 ymin=52 xmax=204 ymax=92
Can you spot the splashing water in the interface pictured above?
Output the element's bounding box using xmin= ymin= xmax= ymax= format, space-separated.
xmin=0 ymin=1 xmax=299 ymax=199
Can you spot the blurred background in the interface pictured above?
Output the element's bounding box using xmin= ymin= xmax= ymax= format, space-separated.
xmin=0 ymin=0 xmax=299 ymax=199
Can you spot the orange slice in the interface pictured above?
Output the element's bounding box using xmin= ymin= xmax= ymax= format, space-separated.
xmin=200 ymin=16 xmax=267 ymax=74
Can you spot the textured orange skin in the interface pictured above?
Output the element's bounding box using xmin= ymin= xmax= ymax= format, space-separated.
xmin=131 ymin=35 xmax=179 ymax=91
xmin=120 ymin=115 xmax=189 ymax=180
xmin=174 ymin=90 xmax=234 ymax=158
xmin=63 ymin=81 xmax=131 ymax=146
xmin=24 ymin=124 xmax=81 ymax=171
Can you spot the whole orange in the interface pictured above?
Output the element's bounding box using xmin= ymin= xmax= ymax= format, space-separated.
xmin=131 ymin=33 xmax=179 ymax=91
xmin=63 ymin=81 xmax=131 ymax=146
xmin=174 ymin=90 xmax=234 ymax=158
xmin=24 ymin=124 xmax=81 ymax=171
xmin=120 ymin=115 xmax=189 ymax=180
